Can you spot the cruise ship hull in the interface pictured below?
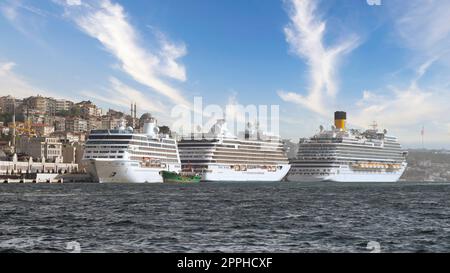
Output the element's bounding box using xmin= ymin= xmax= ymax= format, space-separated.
xmin=287 ymin=164 xmax=407 ymax=183
xmin=200 ymin=164 xmax=291 ymax=182
xmin=85 ymin=159 xmax=181 ymax=183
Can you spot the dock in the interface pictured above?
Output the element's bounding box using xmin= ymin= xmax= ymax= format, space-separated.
xmin=0 ymin=159 xmax=94 ymax=183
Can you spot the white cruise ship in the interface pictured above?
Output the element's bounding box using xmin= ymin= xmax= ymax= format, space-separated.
xmin=82 ymin=118 xmax=181 ymax=183
xmin=287 ymin=111 xmax=408 ymax=183
xmin=177 ymin=120 xmax=290 ymax=182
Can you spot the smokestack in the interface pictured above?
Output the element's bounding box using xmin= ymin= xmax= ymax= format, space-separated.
xmin=134 ymin=103 xmax=137 ymax=120
xmin=334 ymin=111 xmax=346 ymax=130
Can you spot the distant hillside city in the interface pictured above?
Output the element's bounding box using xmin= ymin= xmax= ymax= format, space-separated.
xmin=1 ymin=94 xmax=449 ymax=182
xmin=0 ymin=94 xmax=169 ymax=167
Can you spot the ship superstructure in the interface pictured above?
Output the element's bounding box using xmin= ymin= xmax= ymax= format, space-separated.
xmin=287 ymin=112 xmax=407 ymax=182
xmin=177 ymin=120 xmax=290 ymax=182
xmin=82 ymin=118 xmax=181 ymax=183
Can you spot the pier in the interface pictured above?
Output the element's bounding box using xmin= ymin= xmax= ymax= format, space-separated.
xmin=0 ymin=158 xmax=92 ymax=183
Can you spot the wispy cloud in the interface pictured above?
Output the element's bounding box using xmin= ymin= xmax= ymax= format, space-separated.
xmin=0 ymin=0 xmax=51 ymax=46
xmin=81 ymin=77 xmax=168 ymax=115
xmin=58 ymin=0 xmax=191 ymax=109
xmin=387 ymin=0 xmax=450 ymax=74
xmin=352 ymin=59 xmax=450 ymax=146
xmin=278 ymin=0 xmax=359 ymax=116
xmin=393 ymin=0 xmax=450 ymax=58
xmin=349 ymin=0 xmax=450 ymax=146
xmin=0 ymin=61 xmax=65 ymax=99
xmin=0 ymin=61 xmax=36 ymax=98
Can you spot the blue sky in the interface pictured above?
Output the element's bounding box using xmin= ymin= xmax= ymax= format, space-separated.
xmin=1 ymin=0 xmax=450 ymax=148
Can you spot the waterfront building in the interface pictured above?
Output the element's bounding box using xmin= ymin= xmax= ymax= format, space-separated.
xmin=65 ymin=117 xmax=88 ymax=132
xmin=56 ymin=99 xmax=74 ymax=112
xmin=16 ymin=136 xmax=63 ymax=162
xmin=0 ymin=95 xmax=21 ymax=114
xmin=62 ymin=142 xmax=84 ymax=165
xmin=31 ymin=124 xmax=55 ymax=137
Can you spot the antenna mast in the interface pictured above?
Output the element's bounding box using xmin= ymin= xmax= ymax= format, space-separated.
xmin=421 ymin=125 xmax=425 ymax=149
xmin=370 ymin=121 xmax=378 ymax=130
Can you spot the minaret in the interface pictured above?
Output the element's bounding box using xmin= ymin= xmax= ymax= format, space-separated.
xmin=133 ymin=103 xmax=137 ymax=129
xmin=130 ymin=103 xmax=135 ymax=128
xmin=130 ymin=103 xmax=133 ymax=118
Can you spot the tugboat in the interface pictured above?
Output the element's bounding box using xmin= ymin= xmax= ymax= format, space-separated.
xmin=160 ymin=171 xmax=201 ymax=184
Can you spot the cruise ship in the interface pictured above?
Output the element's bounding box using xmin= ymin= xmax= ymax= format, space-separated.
xmin=287 ymin=111 xmax=407 ymax=183
xmin=82 ymin=118 xmax=181 ymax=183
xmin=177 ymin=120 xmax=290 ymax=182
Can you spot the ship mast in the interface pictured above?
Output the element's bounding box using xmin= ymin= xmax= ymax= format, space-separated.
xmin=370 ymin=121 xmax=378 ymax=130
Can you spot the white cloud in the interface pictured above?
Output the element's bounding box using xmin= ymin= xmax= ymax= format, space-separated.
xmin=0 ymin=61 xmax=37 ymax=98
xmin=0 ymin=62 xmax=16 ymax=72
xmin=0 ymin=0 xmax=51 ymax=48
xmin=355 ymin=90 xmax=383 ymax=107
xmin=278 ymin=0 xmax=359 ymax=116
xmin=0 ymin=61 xmax=61 ymax=99
xmin=154 ymin=31 xmax=187 ymax=82
xmin=393 ymin=0 xmax=450 ymax=57
xmin=352 ymin=86 xmax=438 ymax=128
xmin=65 ymin=0 xmax=82 ymax=6
xmin=0 ymin=1 xmax=18 ymax=21
xmin=351 ymin=59 xmax=450 ymax=146
xmin=349 ymin=0 xmax=450 ymax=147
xmin=81 ymin=77 xmax=167 ymax=115
xmin=59 ymin=0 xmax=191 ymax=108
xmin=388 ymin=0 xmax=450 ymax=75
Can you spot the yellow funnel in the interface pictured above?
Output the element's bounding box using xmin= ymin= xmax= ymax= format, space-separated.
xmin=334 ymin=111 xmax=346 ymax=130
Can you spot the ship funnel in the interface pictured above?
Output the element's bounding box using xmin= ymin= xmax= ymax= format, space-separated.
xmin=334 ymin=111 xmax=346 ymax=130
xmin=143 ymin=118 xmax=159 ymax=137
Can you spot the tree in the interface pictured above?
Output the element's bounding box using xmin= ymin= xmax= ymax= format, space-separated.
xmin=0 ymin=113 xmax=12 ymax=123
xmin=159 ymin=126 xmax=171 ymax=135
xmin=56 ymin=107 xmax=82 ymax=117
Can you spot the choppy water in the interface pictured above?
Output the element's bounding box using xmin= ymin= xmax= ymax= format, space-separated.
xmin=1 ymin=182 xmax=450 ymax=253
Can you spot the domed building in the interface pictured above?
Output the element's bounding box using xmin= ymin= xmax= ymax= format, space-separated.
xmin=139 ymin=113 xmax=153 ymax=128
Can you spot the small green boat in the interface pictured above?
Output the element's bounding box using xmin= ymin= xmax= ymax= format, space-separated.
xmin=161 ymin=171 xmax=201 ymax=184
